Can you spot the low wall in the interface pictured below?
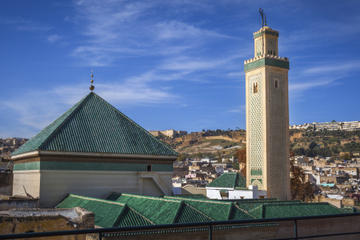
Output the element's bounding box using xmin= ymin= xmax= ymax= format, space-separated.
xmin=0 ymin=199 xmax=39 ymax=211
xmin=0 ymin=172 xmax=12 ymax=195
xmin=0 ymin=207 xmax=94 ymax=240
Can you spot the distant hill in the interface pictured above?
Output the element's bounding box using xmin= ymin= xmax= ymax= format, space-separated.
xmin=156 ymin=128 xmax=360 ymax=160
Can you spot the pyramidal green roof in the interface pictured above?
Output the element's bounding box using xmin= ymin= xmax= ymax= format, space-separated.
xmin=12 ymin=92 xmax=178 ymax=157
xmin=207 ymin=172 xmax=246 ymax=188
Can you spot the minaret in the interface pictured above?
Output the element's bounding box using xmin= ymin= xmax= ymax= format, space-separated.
xmin=244 ymin=11 xmax=290 ymax=200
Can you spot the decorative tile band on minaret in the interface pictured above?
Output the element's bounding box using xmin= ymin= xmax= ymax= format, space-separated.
xmin=244 ymin=9 xmax=290 ymax=200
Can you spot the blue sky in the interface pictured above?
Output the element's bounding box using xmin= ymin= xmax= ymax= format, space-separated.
xmin=1 ymin=0 xmax=360 ymax=138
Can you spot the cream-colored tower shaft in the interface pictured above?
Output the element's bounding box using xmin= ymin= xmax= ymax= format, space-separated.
xmin=244 ymin=26 xmax=290 ymax=200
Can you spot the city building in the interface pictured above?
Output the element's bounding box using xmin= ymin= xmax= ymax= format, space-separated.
xmin=11 ymin=91 xmax=178 ymax=207
xmin=244 ymin=24 xmax=290 ymax=200
xmin=206 ymin=172 xmax=266 ymax=200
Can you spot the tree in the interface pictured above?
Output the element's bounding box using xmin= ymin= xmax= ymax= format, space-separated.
xmin=290 ymin=160 xmax=315 ymax=201
xmin=235 ymin=148 xmax=246 ymax=176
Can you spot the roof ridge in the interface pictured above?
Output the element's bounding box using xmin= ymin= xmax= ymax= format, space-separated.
xmin=184 ymin=202 xmax=214 ymax=221
xmin=125 ymin=205 xmax=155 ymax=225
xmin=121 ymin=193 xmax=181 ymax=203
xmin=39 ymin=93 xmax=91 ymax=150
xmin=166 ymin=196 xmax=231 ymax=205
xmin=91 ymin=93 xmax=178 ymax=156
xmin=68 ymin=193 xmax=126 ymax=206
xmin=234 ymin=204 xmax=257 ymax=219
xmin=234 ymin=173 xmax=238 ymax=188
xmin=249 ymin=204 xmax=264 ymax=213
xmin=173 ymin=201 xmax=186 ymax=223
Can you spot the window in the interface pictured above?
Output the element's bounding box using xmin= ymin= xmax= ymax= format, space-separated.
xmin=147 ymin=165 xmax=152 ymax=172
xmin=240 ymin=196 xmax=244 ymax=199
xmin=259 ymin=196 xmax=265 ymax=199
xmin=220 ymin=191 xmax=229 ymax=199
xmin=253 ymin=82 xmax=258 ymax=93
xmin=275 ymin=80 xmax=278 ymax=88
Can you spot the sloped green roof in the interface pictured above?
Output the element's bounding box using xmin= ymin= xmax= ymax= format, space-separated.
xmin=115 ymin=194 xmax=182 ymax=224
xmin=164 ymin=196 xmax=254 ymax=221
xmin=247 ymin=202 xmax=345 ymax=219
xmin=207 ymin=172 xmax=246 ymax=188
xmin=13 ymin=92 xmax=177 ymax=157
xmin=114 ymin=193 xmax=214 ymax=225
xmin=164 ymin=195 xmax=208 ymax=200
xmin=57 ymin=193 xmax=356 ymax=228
xmin=56 ymin=194 xmax=151 ymax=227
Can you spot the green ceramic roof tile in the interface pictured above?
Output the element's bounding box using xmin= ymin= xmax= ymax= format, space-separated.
xmin=56 ymin=194 xmax=152 ymax=228
xmin=114 ymin=206 xmax=153 ymax=227
xmin=249 ymin=202 xmax=345 ymax=219
xmin=164 ymin=195 xmax=208 ymax=200
xmin=207 ymin=172 xmax=246 ymax=188
xmin=228 ymin=205 xmax=256 ymax=220
xmin=166 ymin=196 xmax=253 ymax=221
xmin=236 ymin=200 xmax=301 ymax=212
xmin=115 ymin=193 xmax=183 ymax=224
xmin=12 ymin=92 xmax=178 ymax=157
xmin=174 ymin=202 xmax=212 ymax=223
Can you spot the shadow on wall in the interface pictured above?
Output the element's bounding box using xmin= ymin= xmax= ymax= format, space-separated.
xmin=0 ymin=172 xmax=12 ymax=196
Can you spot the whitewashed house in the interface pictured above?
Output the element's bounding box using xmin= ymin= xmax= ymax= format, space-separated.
xmin=206 ymin=172 xmax=266 ymax=200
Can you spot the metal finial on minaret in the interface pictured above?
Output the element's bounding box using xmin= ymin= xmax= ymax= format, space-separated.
xmin=89 ymin=70 xmax=95 ymax=91
xmin=259 ymin=8 xmax=267 ymax=27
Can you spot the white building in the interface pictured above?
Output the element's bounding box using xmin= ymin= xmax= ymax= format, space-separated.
xmin=206 ymin=172 xmax=266 ymax=200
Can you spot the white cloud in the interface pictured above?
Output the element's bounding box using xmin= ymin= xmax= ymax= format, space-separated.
xmin=304 ymin=62 xmax=360 ymax=75
xmin=289 ymin=79 xmax=336 ymax=92
xmin=228 ymin=104 xmax=245 ymax=113
xmin=3 ymin=76 xmax=177 ymax=132
xmin=47 ymin=34 xmax=62 ymax=43
xmin=1 ymin=17 xmax=52 ymax=32
xmin=160 ymin=55 xmax=242 ymax=72
xmin=156 ymin=21 xmax=232 ymax=40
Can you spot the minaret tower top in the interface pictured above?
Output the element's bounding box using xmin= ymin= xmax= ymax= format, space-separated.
xmin=253 ymin=26 xmax=279 ymax=57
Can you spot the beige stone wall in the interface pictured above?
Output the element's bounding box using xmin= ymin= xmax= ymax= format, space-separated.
xmin=38 ymin=170 xmax=173 ymax=207
xmin=266 ymin=66 xmax=290 ymax=200
xmin=13 ymin=170 xmax=40 ymax=198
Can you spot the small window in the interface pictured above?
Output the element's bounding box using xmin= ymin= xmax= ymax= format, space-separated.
xmin=240 ymin=196 xmax=244 ymax=199
xmin=259 ymin=196 xmax=265 ymax=199
xmin=275 ymin=80 xmax=278 ymax=88
xmin=147 ymin=165 xmax=152 ymax=172
xmin=253 ymin=82 xmax=258 ymax=93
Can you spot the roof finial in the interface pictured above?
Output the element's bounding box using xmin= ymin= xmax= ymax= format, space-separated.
xmin=89 ymin=70 xmax=95 ymax=92
xmin=259 ymin=8 xmax=267 ymax=27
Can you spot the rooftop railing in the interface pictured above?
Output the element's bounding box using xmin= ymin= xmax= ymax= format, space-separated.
xmin=0 ymin=212 xmax=360 ymax=240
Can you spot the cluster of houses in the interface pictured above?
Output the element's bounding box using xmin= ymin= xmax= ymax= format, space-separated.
xmin=290 ymin=121 xmax=360 ymax=131
xmin=292 ymin=154 xmax=360 ymax=207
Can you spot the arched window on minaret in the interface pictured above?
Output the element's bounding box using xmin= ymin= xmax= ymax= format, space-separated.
xmin=253 ymin=82 xmax=258 ymax=93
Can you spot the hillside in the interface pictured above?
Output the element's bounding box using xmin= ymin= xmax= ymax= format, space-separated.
xmin=156 ymin=129 xmax=360 ymax=160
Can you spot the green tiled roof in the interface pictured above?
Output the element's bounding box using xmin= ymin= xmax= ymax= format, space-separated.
xmin=207 ymin=172 xmax=246 ymax=188
xmin=164 ymin=196 xmax=253 ymax=221
xmin=247 ymin=202 xmax=345 ymax=219
xmin=56 ymin=194 xmax=151 ymax=227
xmin=13 ymin=92 xmax=177 ymax=157
xmin=115 ymin=194 xmax=182 ymax=224
xmin=57 ymin=193 xmax=356 ymax=228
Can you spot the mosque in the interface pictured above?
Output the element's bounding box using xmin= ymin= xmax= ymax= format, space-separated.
xmin=8 ymin=12 xmax=360 ymax=239
xmin=11 ymin=77 xmax=177 ymax=207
